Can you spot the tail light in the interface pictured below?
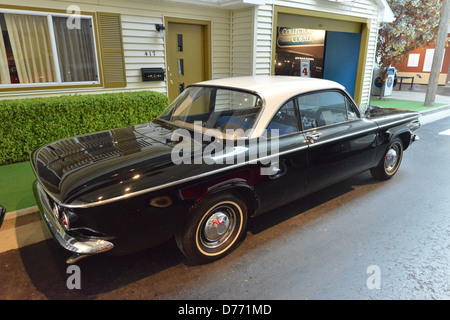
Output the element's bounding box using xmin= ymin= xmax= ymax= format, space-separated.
xmin=62 ymin=212 xmax=70 ymax=230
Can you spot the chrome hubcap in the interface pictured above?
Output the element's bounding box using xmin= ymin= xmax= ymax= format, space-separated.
xmin=385 ymin=144 xmax=400 ymax=173
xmin=200 ymin=204 xmax=237 ymax=250
xmin=204 ymin=212 xmax=230 ymax=242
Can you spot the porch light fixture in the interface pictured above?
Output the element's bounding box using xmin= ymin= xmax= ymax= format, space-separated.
xmin=155 ymin=24 xmax=166 ymax=37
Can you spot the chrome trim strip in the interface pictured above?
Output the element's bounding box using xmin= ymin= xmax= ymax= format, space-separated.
xmin=51 ymin=125 xmax=380 ymax=209
xmin=33 ymin=180 xmax=114 ymax=254
xmin=376 ymin=115 xmax=420 ymax=129
xmin=304 ymin=126 xmax=378 ymax=148
xmin=61 ymin=161 xmax=254 ymax=209
xmin=35 ymin=115 xmax=417 ymax=209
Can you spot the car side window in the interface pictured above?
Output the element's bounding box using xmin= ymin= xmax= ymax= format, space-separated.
xmin=267 ymin=99 xmax=298 ymax=136
xmin=297 ymin=91 xmax=349 ymax=129
xmin=346 ymin=98 xmax=359 ymax=120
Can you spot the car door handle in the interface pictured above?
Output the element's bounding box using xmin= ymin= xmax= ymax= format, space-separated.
xmin=305 ymin=132 xmax=321 ymax=143
xmin=266 ymin=159 xmax=287 ymax=180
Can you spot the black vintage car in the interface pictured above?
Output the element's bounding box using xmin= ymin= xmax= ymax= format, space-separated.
xmin=28 ymin=76 xmax=420 ymax=264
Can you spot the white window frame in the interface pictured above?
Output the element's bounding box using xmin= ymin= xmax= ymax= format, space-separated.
xmin=0 ymin=8 xmax=100 ymax=89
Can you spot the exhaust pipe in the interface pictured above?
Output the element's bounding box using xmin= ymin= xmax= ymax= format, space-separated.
xmin=66 ymin=253 xmax=91 ymax=264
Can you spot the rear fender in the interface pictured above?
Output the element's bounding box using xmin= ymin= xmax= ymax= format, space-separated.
xmin=181 ymin=177 xmax=260 ymax=217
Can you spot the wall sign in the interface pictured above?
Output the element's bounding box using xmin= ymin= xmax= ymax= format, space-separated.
xmin=300 ymin=60 xmax=311 ymax=77
xmin=275 ymin=27 xmax=325 ymax=79
xmin=407 ymin=53 xmax=420 ymax=68
xmin=422 ymin=49 xmax=446 ymax=72
xmin=277 ymin=27 xmax=326 ymax=48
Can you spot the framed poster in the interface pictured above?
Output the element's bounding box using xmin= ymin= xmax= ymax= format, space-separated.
xmin=407 ymin=53 xmax=420 ymax=68
xmin=423 ymin=48 xmax=445 ymax=72
xmin=275 ymin=27 xmax=325 ymax=79
xmin=300 ymin=60 xmax=311 ymax=77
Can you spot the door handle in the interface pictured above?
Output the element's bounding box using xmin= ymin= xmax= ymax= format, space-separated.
xmin=266 ymin=159 xmax=287 ymax=180
xmin=305 ymin=132 xmax=321 ymax=143
xmin=268 ymin=161 xmax=281 ymax=175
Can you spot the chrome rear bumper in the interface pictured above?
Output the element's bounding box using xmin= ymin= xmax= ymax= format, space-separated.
xmin=0 ymin=205 xmax=6 ymax=229
xmin=33 ymin=181 xmax=114 ymax=264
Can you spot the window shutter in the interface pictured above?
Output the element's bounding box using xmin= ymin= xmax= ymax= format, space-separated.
xmin=97 ymin=13 xmax=127 ymax=88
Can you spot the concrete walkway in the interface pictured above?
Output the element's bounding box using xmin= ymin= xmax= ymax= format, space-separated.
xmin=0 ymin=206 xmax=50 ymax=254
xmin=388 ymin=84 xmax=450 ymax=105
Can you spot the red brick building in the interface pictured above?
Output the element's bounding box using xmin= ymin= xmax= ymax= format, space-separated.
xmin=395 ymin=34 xmax=450 ymax=86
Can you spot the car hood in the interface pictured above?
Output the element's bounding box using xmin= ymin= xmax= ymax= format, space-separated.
xmin=31 ymin=121 xmax=226 ymax=208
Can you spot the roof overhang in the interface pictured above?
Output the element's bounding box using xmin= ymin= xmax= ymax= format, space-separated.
xmin=146 ymin=0 xmax=267 ymax=10
xmin=145 ymin=0 xmax=394 ymax=22
xmin=325 ymin=0 xmax=394 ymax=23
xmin=372 ymin=0 xmax=395 ymax=23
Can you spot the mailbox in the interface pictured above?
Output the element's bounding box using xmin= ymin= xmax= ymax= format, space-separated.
xmin=141 ymin=68 xmax=165 ymax=82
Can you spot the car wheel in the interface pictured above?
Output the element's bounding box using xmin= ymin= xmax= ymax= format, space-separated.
xmin=176 ymin=193 xmax=248 ymax=264
xmin=370 ymin=138 xmax=404 ymax=180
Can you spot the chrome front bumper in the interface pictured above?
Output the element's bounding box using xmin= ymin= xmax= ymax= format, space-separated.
xmin=409 ymin=120 xmax=421 ymax=145
xmin=33 ymin=181 xmax=114 ymax=264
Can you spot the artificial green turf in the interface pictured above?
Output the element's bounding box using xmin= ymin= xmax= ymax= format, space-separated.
xmin=369 ymin=98 xmax=445 ymax=112
xmin=0 ymin=161 xmax=36 ymax=212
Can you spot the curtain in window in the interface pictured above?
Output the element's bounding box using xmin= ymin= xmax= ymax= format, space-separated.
xmin=0 ymin=22 xmax=11 ymax=84
xmin=4 ymin=13 xmax=56 ymax=84
xmin=52 ymin=17 xmax=97 ymax=82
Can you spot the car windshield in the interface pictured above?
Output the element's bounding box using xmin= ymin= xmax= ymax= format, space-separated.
xmin=158 ymin=86 xmax=263 ymax=138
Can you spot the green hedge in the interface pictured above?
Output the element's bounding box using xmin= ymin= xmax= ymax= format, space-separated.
xmin=0 ymin=91 xmax=169 ymax=166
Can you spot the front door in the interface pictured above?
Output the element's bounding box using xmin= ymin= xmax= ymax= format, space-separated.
xmin=297 ymin=90 xmax=378 ymax=192
xmin=253 ymin=98 xmax=308 ymax=214
xmin=166 ymin=22 xmax=207 ymax=102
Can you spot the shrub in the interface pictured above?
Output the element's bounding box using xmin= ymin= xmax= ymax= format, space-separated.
xmin=0 ymin=91 xmax=169 ymax=165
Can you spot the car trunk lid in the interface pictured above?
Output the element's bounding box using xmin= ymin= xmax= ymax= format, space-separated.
xmin=31 ymin=122 xmax=178 ymax=206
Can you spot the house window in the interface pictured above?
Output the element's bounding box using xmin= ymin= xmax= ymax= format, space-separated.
xmin=0 ymin=9 xmax=99 ymax=87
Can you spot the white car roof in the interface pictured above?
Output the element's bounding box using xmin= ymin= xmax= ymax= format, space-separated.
xmin=196 ymin=76 xmax=345 ymax=99
xmin=195 ymin=76 xmax=347 ymax=138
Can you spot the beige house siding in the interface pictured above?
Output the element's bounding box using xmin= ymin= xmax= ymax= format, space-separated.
xmin=362 ymin=17 xmax=381 ymax=106
xmin=0 ymin=0 xmax=231 ymax=99
xmin=230 ymin=8 xmax=255 ymax=77
xmin=0 ymin=0 xmax=386 ymax=107
xmin=121 ymin=15 xmax=166 ymax=93
xmin=254 ymin=4 xmax=274 ymax=76
xmin=255 ymin=0 xmax=382 ymax=106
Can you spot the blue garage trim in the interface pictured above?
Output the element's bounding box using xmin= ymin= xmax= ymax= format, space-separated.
xmin=323 ymin=31 xmax=362 ymax=98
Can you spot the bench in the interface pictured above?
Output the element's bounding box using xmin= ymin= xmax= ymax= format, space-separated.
xmin=397 ymin=76 xmax=415 ymax=91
